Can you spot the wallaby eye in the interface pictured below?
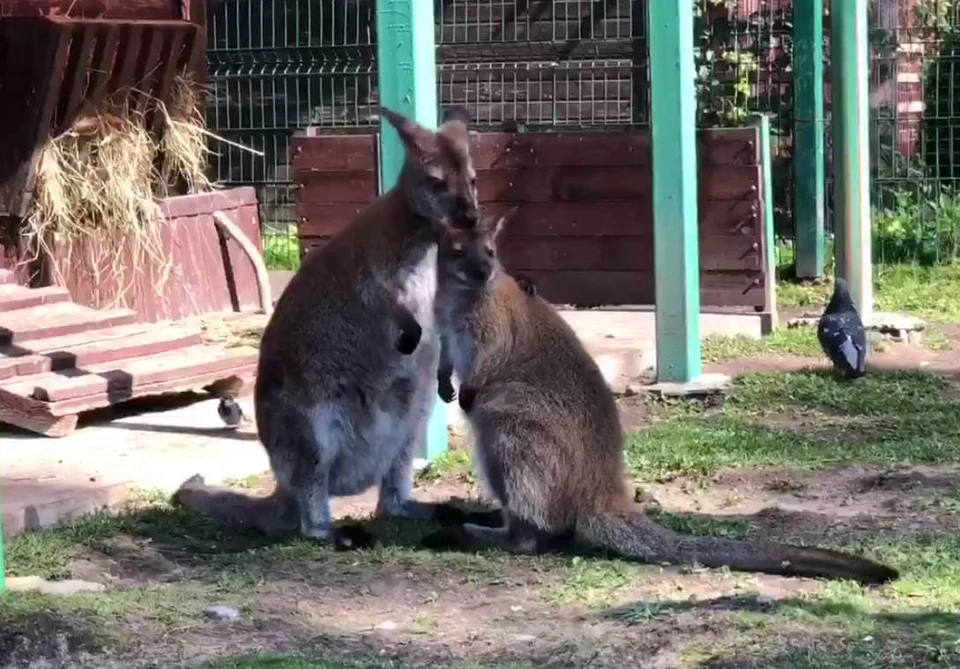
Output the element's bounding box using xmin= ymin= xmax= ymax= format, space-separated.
xmin=428 ymin=175 xmax=446 ymax=190
xmin=484 ymin=245 xmax=495 ymax=257
xmin=469 ymin=176 xmax=478 ymax=189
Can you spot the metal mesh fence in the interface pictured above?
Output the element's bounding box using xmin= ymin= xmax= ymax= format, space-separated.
xmin=205 ymin=0 xmax=960 ymax=272
xmin=206 ymin=0 xmax=377 ymax=270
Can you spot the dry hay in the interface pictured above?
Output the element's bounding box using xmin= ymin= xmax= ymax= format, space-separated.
xmin=23 ymin=73 xmax=213 ymax=309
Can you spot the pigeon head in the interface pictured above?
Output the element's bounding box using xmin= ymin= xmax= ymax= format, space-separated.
xmin=826 ymin=277 xmax=856 ymax=315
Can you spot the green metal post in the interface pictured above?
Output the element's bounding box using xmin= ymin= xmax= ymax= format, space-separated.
xmin=830 ymin=0 xmax=873 ymax=323
xmin=376 ymin=0 xmax=447 ymax=463
xmin=793 ymin=0 xmax=825 ymax=279
xmin=753 ymin=114 xmax=779 ymax=330
xmin=648 ymin=0 xmax=702 ymax=383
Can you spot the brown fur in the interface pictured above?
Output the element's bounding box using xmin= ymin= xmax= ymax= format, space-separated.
xmin=425 ymin=215 xmax=899 ymax=585
xmin=173 ymin=106 xmax=481 ymax=547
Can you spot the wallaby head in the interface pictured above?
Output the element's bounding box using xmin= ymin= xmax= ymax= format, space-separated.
xmin=437 ymin=207 xmax=517 ymax=292
xmin=381 ymin=104 xmax=480 ymax=230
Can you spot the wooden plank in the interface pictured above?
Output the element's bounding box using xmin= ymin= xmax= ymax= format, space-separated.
xmin=131 ymin=27 xmax=166 ymax=112
xmin=476 ymin=165 xmax=759 ymax=202
xmin=3 ymin=323 xmax=155 ymax=357
xmin=46 ymin=364 xmax=257 ymax=417
xmin=2 ymin=0 xmax=184 ymax=20
xmin=58 ymin=23 xmax=98 ymax=129
xmin=294 ymin=171 xmax=379 ymax=204
xmin=85 ymin=24 xmax=121 ymax=107
xmin=0 ymin=285 xmax=69 ymax=312
xmin=0 ymin=303 xmax=137 ymax=344
xmin=151 ymin=25 xmax=188 ymax=131
xmin=296 ymin=203 xmax=368 ymax=235
xmin=5 ymin=344 xmax=258 ymax=403
xmin=468 ymin=129 xmax=759 ymax=170
xmin=0 ymin=326 xmax=202 ymax=380
xmin=0 ymin=389 xmax=78 ymax=437
xmin=498 ymin=236 xmax=763 ymax=272
xmin=290 ymin=135 xmax=378 ymax=172
xmin=517 ymin=270 xmax=767 ymax=308
xmin=299 ymin=199 xmax=764 ymax=241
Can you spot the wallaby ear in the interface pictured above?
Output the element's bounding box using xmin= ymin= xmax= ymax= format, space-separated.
xmin=491 ymin=206 xmax=519 ymax=241
xmin=381 ymin=106 xmax=431 ymax=155
xmin=441 ymin=105 xmax=472 ymax=127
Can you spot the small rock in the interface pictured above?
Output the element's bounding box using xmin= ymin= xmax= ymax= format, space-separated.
xmin=375 ymin=621 xmax=398 ymax=631
xmin=514 ymin=634 xmax=537 ymax=642
xmin=204 ymin=605 xmax=240 ymax=622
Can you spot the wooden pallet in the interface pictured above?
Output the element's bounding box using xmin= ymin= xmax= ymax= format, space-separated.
xmin=0 ymin=282 xmax=258 ymax=437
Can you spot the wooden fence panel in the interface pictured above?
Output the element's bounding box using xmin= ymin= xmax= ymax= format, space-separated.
xmin=293 ymin=127 xmax=770 ymax=310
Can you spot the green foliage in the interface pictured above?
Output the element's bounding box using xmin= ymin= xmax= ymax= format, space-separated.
xmin=873 ymin=189 xmax=960 ymax=265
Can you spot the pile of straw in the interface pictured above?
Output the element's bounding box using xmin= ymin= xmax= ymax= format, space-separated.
xmin=23 ymin=73 xmax=212 ymax=307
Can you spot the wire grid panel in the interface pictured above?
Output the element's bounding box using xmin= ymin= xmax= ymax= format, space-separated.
xmin=862 ymin=0 xmax=960 ymax=266
xmin=206 ymin=0 xmax=377 ymax=264
xmin=436 ymin=0 xmax=647 ymax=128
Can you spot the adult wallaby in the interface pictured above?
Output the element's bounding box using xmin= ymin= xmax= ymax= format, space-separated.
xmin=426 ymin=213 xmax=898 ymax=585
xmin=174 ymin=105 xmax=481 ymax=548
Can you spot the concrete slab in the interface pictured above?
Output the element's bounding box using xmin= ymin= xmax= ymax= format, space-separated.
xmin=2 ymin=396 xmax=267 ymax=538
xmin=645 ymin=372 xmax=732 ymax=398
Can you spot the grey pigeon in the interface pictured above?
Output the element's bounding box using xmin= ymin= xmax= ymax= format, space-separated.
xmin=817 ymin=277 xmax=867 ymax=379
xmin=217 ymin=397 xmax=244 ymax=427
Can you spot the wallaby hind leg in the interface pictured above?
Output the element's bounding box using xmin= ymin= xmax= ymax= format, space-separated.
xmin=267 ymin=402 xmax=376 ymax=550
xmin=422 ymin=515 xmax=555 ymax=555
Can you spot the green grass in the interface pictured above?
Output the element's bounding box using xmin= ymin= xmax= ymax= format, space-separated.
xmin=776 ymin=262 xmax=960 ymax=323
xmin=626 ymin=369 xmax=960 ymax=481
xmin=262 ymin=227 xmax=300 ymax=271
xmin=701 ymin=327 xmax=823 ymax=363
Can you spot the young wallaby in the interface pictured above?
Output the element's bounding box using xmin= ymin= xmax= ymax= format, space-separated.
xmin=174 ymin=105 xmax=482 ymax=548
xmin=426 ymin=214 xmax=899 ymax=585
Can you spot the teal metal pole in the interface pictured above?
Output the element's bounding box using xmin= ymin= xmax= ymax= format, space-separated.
xmin=376 ymin=0 xmax=447 ymax=462
xmin=830 ymin=0 xmax=873 ymax=323
xmin=648 ymin=0 xmax=702 ymax=383
xmin=793 ymin=0 xmax=825 ymax=278
xmin=753 ymin=114 xmax=779 ymax=329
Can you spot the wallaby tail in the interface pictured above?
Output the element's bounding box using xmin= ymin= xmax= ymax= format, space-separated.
xmin=575 ymin=506 xmax=897 ymax=585
xmin=171 ymin=474 xmax=299 ymax=537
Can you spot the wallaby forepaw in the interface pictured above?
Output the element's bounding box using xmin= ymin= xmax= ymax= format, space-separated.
xmin=457 ymin=385 xmax=477 ymax=413
xmin=421 ymin=526 xmax=469 ymax=552
xmin=514 ymin=274 xmax=537 ymax=297
xmin=395 ymin=322 xmax=423 ymax=355
xmin=333 ymin=523 xmax=378 ymax=551
xmin=438 ymin=380 xmax=457 ymax=404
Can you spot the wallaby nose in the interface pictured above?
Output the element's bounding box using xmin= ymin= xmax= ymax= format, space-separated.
xmin=458 ymin=199 xmax=479 ymax=227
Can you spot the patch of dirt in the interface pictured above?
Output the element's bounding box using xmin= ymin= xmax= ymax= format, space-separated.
xmin=641 ymin=464 xmax=960 ymax=539
xmin=0 ymin=612 xmax=106 ymax=669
